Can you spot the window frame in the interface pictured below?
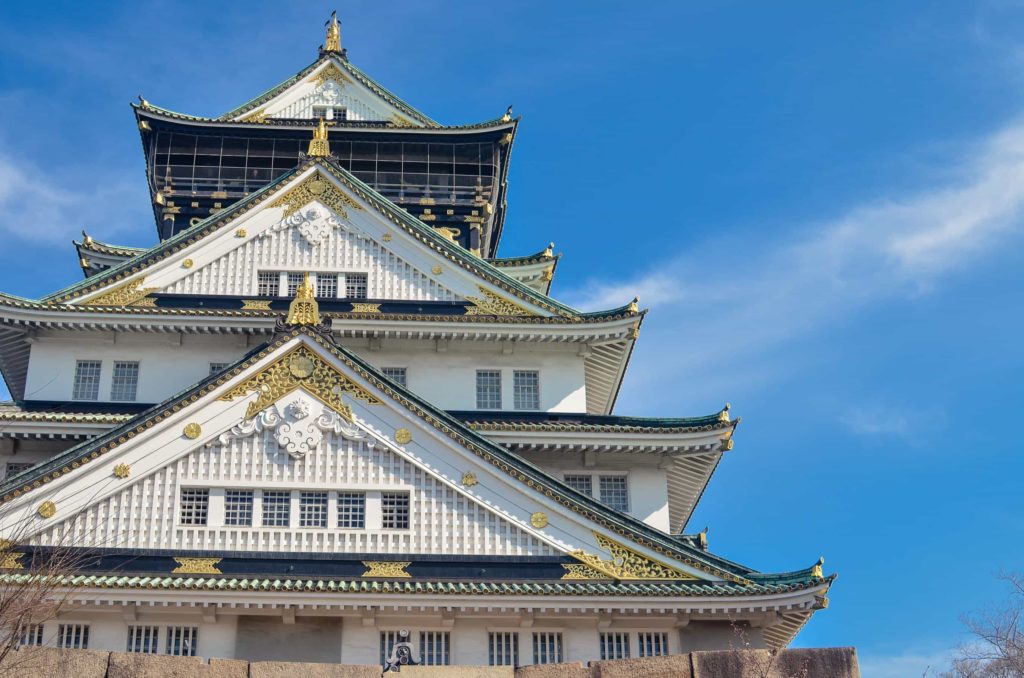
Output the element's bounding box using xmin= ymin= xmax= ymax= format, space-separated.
xmin=110 ymin=360 xmax=141 ymax=402
xmin=224 ymin=489 xmax=254 ymax=527
xmin=381 ymin=367 xmax=408 ymax=388
xmin=127 ymin=625 xmax=160 ymax=654
xmin=261 ymin=490 xmax=291 ymax=527
xmin=381 ymin=491 xmax=411 ymax=530
xmin=178 ymin=488 xmax=210 ymax=526
xmin=72 ymin=360 xmax=102 ymax=401
xmin=513 ymin=369 xmax=540 ymax=410
xmin=475 ymin=369 xmax=502 ymax=410
xmin=299 ymin=491 xmax=329 ymax=528
xmin=337 ymin=491 xmax=366 ymax=529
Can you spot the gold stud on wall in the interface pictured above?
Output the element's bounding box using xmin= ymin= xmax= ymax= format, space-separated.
xmin=235 ymin=228 xmax=247 ymax=238
xmin=431 ymin=265 xmax=443 ymax=275
xmin=530 ymin=512 xmax=549 ymax=529
xmin=182 ymin=259 xmax=194 ymax=269
xmin=395 ymin=429 xmax=412 ymax=444
xmin=461 ymin=472 xmax=478 ymax=487
xmin=113 ymin=463 xmax=131 ymax=479
xmin=183 ymin=423 xmax=203 ymax=439
xmin=37 ymin=501 xmax=56 ymax=519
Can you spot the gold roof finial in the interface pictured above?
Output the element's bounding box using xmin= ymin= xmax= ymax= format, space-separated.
xmin=286 ymin=273 xmax=321 ymax=326
xmin=543 ymin=242 xmax=554 ymax=258
xmin=308 ymin=117 xmax=331 ymax=157
xmin=628 ymin=296 xmax=639 ymax=314
xmin=324 ymin=11 xmax=341 ymax=52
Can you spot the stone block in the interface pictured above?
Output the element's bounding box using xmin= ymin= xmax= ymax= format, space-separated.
xmin=691 ymin=647 xmax=861 ymax=678
xmin=249 ymin=660 xmax=381 ymax=678
xmin=205 ymin=658 xmax=251 ymax=677
xmin=515 ymin=662 xmax=591 ymax=678
xmin=403 ymin=666 xmax=514 ymax=677
xmin=593 ymin=655 xmax=693 ymax=677
xmin=0 ymin=646 xmax=109 ymax=677
xmin=108 ymin=651 xmax=203 ymax=678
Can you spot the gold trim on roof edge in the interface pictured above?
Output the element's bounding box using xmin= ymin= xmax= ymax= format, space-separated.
xmin=80 ymin=278 xmax=157 ymax=307
xmin=308 ymin=61 xmax=353 ymax=88
xmin=218 ymin=344 xmax=380 ymax=419
xmin=569 ymin=532 xmax=700 ymax=581
xmin=465 ymin=287 xmax=537 ymax=317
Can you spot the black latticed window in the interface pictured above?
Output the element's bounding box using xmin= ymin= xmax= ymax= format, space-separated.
xmin=381 ymin=492 xmax=410 ymax=529
xmin=300 ymin=491 xmax=328 ymax=528
xmin=127 ymin=626 xmax=159 ymax=654
xmin=637 ymin=632 xmax=669 ymax=657
xmin=532 ymin=632 xmax=562 ymax=665
xmin=600 ymin=632 xmax=630 ymax=660
xmin=488 ymin=632 xmax=518 ymax=666
xmin=419 ymin=631 xmax=450 ymax=665
xmin=316 ymin=273 xmax=338 ymax=298
xmin=262 ymin=490 xmax=291 ymax=527
xmin=225 ymin=490 xmax=254 ymax=526
xmin=337 ymin=492 xmax=365 ymax=528
xmin=345 ymin=273 xmax=368 ymax=299
xmin=179 ymin=488 xmax=209 ymax=526
xmin=166 ymin=626 xmax=198 ymax=656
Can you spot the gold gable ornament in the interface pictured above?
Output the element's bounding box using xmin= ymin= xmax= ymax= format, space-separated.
xmin=286 ymin=273 xmax=321 ymax=326
xmin=308 ymin=117 xmax=332 ymax=157
xmin=565 ymin=532 xmax=699 ymax=581
xmin=324 ymin=11 xmax=342 ymax=52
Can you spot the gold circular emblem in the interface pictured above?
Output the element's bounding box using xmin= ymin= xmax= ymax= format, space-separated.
xmin=38 ymin=501 xmax=56 ymax=519
xmin=309 ymin=178 xmax=327 ymax=195
xmin=395 ymin=429 xmax=412 ymax=445
xmin=182 ymin=259 xmax=194 ymax=269
xmin=183 ymin=423 xmax=203 ymax=439
xmin=431 ymin=265 xmax=442 ymax=275
xmin=288 ymin=354 xmax=316 ymax=379
xmin=235 ymin=228 xmax=247 ymax=238
xmin=530 ymin=512 xmax=548 ymax=529
xmin=113 ymin=463 xmax=131 ymax=479
xmin=461 ymin=472 xmax=478 ymax=487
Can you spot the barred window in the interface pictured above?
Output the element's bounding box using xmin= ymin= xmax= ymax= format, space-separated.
xmin=18 ymin=624 xmax=44 ymax=647
xmin=257 ymin=271 xmax=279 ymax=296
xmin=637 ymin=632 xmax=669 ymax=657
xmin=564 ymin=474 xmax=593 ymax=497
xmin=599 ymin=475 xmax=630 ymax=513
xmin=72 ymin=360 xmax=102 ymax=401
xmin=379 ymin=631 xmax=403 ymax=666
xmin=513 ymin=370 xmax=540 ymax=410
xmin=419 ymin=631 xmax=450 ymax=665
xmin=209 ymin=362 xmax=229 ymax=375
xmin=225 ymin=490 xmax=254 ymax=526
xmin=600 ymin=632 xmax=630 ymax=660
xmin=316 ymin=273 xmax=338 ymax=298
xmin=57 ymin=624 xmax=89 ymax=649
xmin=110 ymin=361 xmax=140 ymax=402
xmin=337 ymin=492 xmax=366 ymax=529
xmin=476 ymin=370 xmax=502 ymax=409
xmin=300 ymin=491 xmax=328 ymax=528
xmin=286 ymin=272 xmax=305 ymax=297
xmin=5 ymin=462 xmax=35 ymax=479
xmin=381 ymin=492 xmax=410 ymax=529
xmin=381 ymin=367 xmax=407 ymax=387
xmin=262 ymin=490 xmax=291 ymax=527
xmin=127 ymin=625 xmax=159 ymax=653
xmin=166 ymin=626 xmax=198 ymax=656
xmin=488 ymin=631 xmax=518 ymax=666
xmin=345 ymin=273 xmax=368 ymax=299
xmin=179 ymin=488 xmax=209 ymax=526
xmin=532 ymin=632 xmax=562 ymax=665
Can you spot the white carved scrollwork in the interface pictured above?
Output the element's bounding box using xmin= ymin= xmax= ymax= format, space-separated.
xmin=217 ymin=393 xmax=367 ymax=460
xmin=261 ymin=205 xmax=367 ymax=248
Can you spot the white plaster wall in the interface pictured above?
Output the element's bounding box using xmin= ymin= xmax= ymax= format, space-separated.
xmin=35 ymin=612 xmax=237 ymax=658
xmin=23 ymin=334 xmax=588 ymax=413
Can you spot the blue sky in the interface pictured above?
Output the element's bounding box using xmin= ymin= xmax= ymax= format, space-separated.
xmin=1 ymin=1 xmax=1023 ymax=674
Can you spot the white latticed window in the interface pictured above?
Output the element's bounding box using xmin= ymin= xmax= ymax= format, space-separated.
xmin=18 ymin=624 xmax=43 ymax=647
xmin=316 ymin=273 xmax=338 ymax=298
xmin=345 ymin=272 xmax=368 ymax=299
xmin=381 ymin=492 xmax=410 ymax=529
xmin=57 ymin=624 xmax=89 ymax=649
xmin=637 ymin=632 xmax=669 ymax=657
xmin=382 ymin=367 xmax=407 ymax=387
xmin=127 ymin=625 xmax=159 ymax=653
xmin=286 ymin=272 xmax=305 ymax=297
xmin=110 ymin=361 xmax=140 ymax=402
xmin=564 ymin=474 xmax=593 ymax=497
xmin=532 ymin=632 xmax=562 ymax=665
xmin=599 ymin=475 xmax=630 ymax=512
xmin=488 ymin=632 xmax=518 ymax=666
xmin=300 ymin=491 xmax=328 ymax=527
xmin=257 ymin=271 xmax=279 ymax=296
xmin=600 ymin=632 xmax=630 ymax=660
xmin=337 ymin=492 xmax=365 ymax=528
xmin=513 ymin=370 xmax=540 ymax=410
xmin=419 ymin=631 xmax=450 ymax=665
xmin=179 ymin=488 xmax=209 ymax=526
xmin=72 ymin=360 xmax=102 ymax=400
xmin=476 ymin=370 xmax=502 ymax=409
xmin=209 ymin=362 xmax=229 ymax=375
xmin=262 ymin=490 xmax=290 ymax=527
xmin=166 ymin=626 xmax=198 ymax=656
xmin=225 ymin=490 xmax=254 ymax=526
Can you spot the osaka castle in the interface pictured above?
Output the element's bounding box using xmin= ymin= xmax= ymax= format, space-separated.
xmin=0 ymin=15 xmax=832 ymax=667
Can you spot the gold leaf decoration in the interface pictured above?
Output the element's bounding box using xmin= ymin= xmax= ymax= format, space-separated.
xmin=569 ymin=532 xmax=698 ymax=581
xmin=0 ymin=552 xmax=25 ymax=570
xmin=241 ymin=299 xmax=273 ymax=310
xmin=394 ymin=428 xmax=412 ymax=444
xmin=530 ymin=512 xmax=549 ymax=529
xmin=182 ymin=423 xmax=203 ymax=440
xmin=560 ymin=563 xmax=607 ymax=580
xmin=240 ymin=108 xmax=267 ymax=123
xmin=464 ymin=286 xmax=536 ymax=317
xmin=361 ymin=561 xmax=411 ymax=578
xmin=219 ymin=345 xmax=380 ymax=420
xmin=81 ymin=278 xmax=158 ymax=307
xmin=389 ymin=113 xmax=416 ymax=128
xmin=461 ymin=472 xmax=478 ymax=487
xmin=349 ymin=303 xmax=381 ymax=314
xmin=172 ymin=557 xmax=222 ymax=574
xmin=37 ymin=501 xmax=56 ymax=519
xmin=268 ymin=173 xmax=362 ymax=221
xmin=307 ymin=62 xmax=354 ymax=88
xmin=113 ymin=463 xmax=131 ymax=479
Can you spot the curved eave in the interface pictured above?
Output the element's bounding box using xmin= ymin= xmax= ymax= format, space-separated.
xmin=75 ymin=238 xmax=145 ymax=258
xmin=136 ymin=104 xmax=513 ymax=133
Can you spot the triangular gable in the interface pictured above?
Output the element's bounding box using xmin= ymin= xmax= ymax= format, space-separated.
xmin=221 ymin=56 xmax=438 ymax=128
xmin=48 ymin=161 xmax=586 ymax=319
xmin=0 ymin=329 xmax=750 ymax=584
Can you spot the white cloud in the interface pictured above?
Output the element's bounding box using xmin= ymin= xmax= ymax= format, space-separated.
xmin=0 ymin=150 xmax=148 ymax=244
xmin=566 ymin=118 xmax=1024 ymax=411
xmin=859 ymin=648 xmax=956 ymax=678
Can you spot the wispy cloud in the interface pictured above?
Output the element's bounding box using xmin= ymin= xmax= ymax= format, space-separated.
xmin=0 ymin=149 xmax=148 ymax=245
xmin=567 ymin=119 xmax=1024 ymax=410
xmin=859 ymin=647 xmax=956 ymax=678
